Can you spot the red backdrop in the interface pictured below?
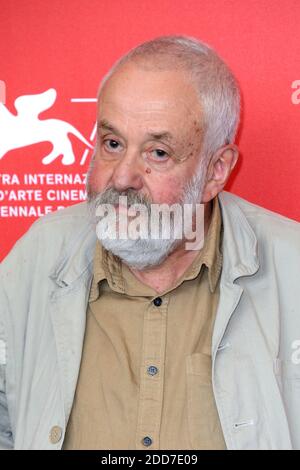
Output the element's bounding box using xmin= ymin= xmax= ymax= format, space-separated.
xmin=1 ymin=0 xmax=300 ymax=261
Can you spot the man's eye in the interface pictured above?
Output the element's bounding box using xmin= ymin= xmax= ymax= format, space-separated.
xmin=103 ymin=139 xmax=121 ymax=152
xmin=150 ymin=149 xmax=169 ymax=160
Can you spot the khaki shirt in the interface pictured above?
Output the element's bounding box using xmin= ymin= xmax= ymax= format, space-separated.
xmin=63 ymin=197 xmax=226 ymax=450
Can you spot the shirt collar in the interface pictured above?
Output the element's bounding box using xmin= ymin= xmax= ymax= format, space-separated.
xmin=173 ymin=195 xmax=223 ymax=293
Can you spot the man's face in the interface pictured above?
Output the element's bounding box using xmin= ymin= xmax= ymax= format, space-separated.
xmin=88 ymin=61 xmax=205 ymax=204
xmin=87 ymin=61 xmax=208 ymax=269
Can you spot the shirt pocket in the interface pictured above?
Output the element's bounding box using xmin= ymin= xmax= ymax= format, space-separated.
xmin=185 ymin=353 xmax=225 ymax=450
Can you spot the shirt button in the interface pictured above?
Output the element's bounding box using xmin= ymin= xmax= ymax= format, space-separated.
xmin=153 ymin=297 xmax=162 ymax=307
xmin=147 ymin=365 xmax=158 ymax=376
xmin=49 ymin=425 xmax=63 ymax=444
xmin=142 ymin=436 xmax=153 ymax=447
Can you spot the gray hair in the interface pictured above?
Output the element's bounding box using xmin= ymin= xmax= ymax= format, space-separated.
xmin=97 ymin=35 xmax=240 ymax=161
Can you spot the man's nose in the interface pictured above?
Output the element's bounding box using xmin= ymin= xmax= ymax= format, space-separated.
xmin=111 ymin=148 xmax=144 ymax=192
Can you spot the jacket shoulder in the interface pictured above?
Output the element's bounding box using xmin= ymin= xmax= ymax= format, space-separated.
xmin=1 ymin=202 xmax=93 ymax=272
xmin=7 ymin=201 xmax=90 ymax=242
xmin=220 ymin=191 xmax=300 ymax=248
xmin=32 ymin=201 xmax=91 ymax=227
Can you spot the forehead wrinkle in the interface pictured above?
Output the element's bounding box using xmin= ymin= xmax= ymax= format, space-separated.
xmin=97 ymin=99 xmax=203 ymax=148
xmin=100 ymin=97 xmax=199 ymax=115
xmin=97 ymin=120 xmax=176 ymax=147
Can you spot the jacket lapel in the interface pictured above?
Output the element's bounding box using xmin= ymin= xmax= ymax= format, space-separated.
xmin=213 ymin=191 xmax=260 ymax=353
xmin=49 ymin=221 xmax=96 ymax=423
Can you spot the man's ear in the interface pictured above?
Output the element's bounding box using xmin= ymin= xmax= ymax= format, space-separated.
xmin=201 ymin=144 xmax=239 ymax=203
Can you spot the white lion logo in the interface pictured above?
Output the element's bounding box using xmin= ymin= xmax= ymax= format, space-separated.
xmin=0 ymin=88 xmax=93 ymax=165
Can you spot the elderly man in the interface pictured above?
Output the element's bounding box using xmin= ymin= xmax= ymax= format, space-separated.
xmin=1 ymin=36 xmax=300 ymax=450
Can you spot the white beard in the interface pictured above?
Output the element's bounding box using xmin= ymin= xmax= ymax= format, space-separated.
xmin=87 ymin=160 xmax=208 ymax=270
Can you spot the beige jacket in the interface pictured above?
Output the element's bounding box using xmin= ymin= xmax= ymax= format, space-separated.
xmin=1 ymin=191 xmax=300 ymax=450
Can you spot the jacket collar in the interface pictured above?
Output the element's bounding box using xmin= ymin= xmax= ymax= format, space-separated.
xmin=212 ymin=191 xmax=260 ymax=355
xmin=217 ymin=191 xmax=259 ymax=282
xmin=49 ymin=216 xmax=97 ymax=288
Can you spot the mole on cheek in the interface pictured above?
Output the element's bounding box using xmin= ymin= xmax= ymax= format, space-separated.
xmin=145 ymin=167 xmax=151 ymax=174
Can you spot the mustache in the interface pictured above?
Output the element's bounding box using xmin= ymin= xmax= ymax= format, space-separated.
xmin=88 ymin=187 xmax=153 ymax=210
